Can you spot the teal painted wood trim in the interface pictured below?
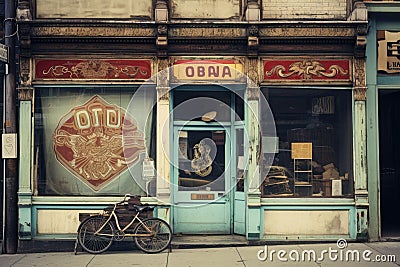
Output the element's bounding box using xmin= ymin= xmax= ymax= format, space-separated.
xmin=234 ymin=192 xmax=246 ymax=235
xmin=19 ymin=205 xmax=32 ymax=240
xmin=18 ymin=101 xmax=32 ymax=195
xmin=260 ymin=198 xmax=355 ymax=206
xmin=366 ymin=4 xmax=400 ymax=13
xmin=261 ymin=205 xmax=355 ymax=211
xmin=377 ymin=76 xmax=400 ymax=86
xmin=246 ymin=206 xmax=261 ymax=240
xmin=156 ymin=206 xmax=171 ymax=224
xmin=31 ymin=234 xmax=77 ymax=240
xmin=18 ymin=101 xmax=33 ymax=239
xmin=365 ymin=88 xmax=380 ymax=239
xmin=365 ymin=18 xmax=380 ymax=241
xmin=31 ymin=196 xmax=158 ymax=205
xmin=263 ymin=235 xmax=354 ymax=241
xmin=353 ymin=101 xmax=367 ymax=191
xmin=260 ymin=205 xmax=357 ymax=240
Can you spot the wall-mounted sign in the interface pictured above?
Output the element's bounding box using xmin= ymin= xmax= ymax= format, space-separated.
xmin=191 ymin=193 xmax=215 ymax=200
xmin=35 ymin=59 xmax=152 ymax=80
xmin=378 ymin=31 xmax=400 ymax=74
xmin=263 ymin=58 xmax=351 ymax=83
xmin=173 ymin=60 xmax=243 ymax=81
xmin=0 ymin=44 xmax=9 ymax=63
xmin=2 ymin=134 xmax=17 ymax=158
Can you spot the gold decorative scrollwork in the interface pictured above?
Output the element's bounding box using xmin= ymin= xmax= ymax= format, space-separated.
xmin=42 ymin=60 xmax=148 ymax=79
xmin=265 ymin=60 xmax=349 ymax=80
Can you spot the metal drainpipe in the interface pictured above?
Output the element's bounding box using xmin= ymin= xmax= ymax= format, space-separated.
xmin=3 ymin=0 xmax=18 ymax=254
xmin=2 ymin=77 xmax=6 ymax=253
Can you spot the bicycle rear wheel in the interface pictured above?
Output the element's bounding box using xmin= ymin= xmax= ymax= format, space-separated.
xmin=134 ymin=218 xmax=172 ymax=253
xmin=78 ymin=215 xmax=114 ymax=254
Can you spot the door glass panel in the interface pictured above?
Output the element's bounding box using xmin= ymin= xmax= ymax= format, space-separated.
xmin=236 ymin=128 xmax=245 ymax=192
xmin=178 ymin=130 xmax=225 ymax=191
xmin=173 ymin=91 xmax=231 ymax=122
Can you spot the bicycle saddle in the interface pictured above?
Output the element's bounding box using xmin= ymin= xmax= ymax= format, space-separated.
xmin=135 ymin=205 xmax=155 ymax=212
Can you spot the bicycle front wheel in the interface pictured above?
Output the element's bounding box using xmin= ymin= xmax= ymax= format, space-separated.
xmin=78 ymin=215 xmax=114 ymax=254
xmin=134 ymin=218 xmax=172 ymax=253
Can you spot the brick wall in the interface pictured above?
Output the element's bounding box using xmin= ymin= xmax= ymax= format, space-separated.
xmin=171 ymin=0 xmax=241 ymax=19
xmin=262 ymin=0 xmax=347 ymax=20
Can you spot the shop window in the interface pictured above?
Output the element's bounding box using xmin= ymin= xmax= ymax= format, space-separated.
xmin=34 ymin=87 xmax=156 ymax=196
xmin=260 ymin=88 xmax=353 ymax=198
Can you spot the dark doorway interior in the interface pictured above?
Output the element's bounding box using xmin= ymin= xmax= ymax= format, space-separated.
xmin=379 ymin=89 xmax=400 ymax=237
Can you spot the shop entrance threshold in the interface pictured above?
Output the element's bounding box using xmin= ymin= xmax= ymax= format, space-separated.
xmin=171 ymin=234 xmax=248 ymax=248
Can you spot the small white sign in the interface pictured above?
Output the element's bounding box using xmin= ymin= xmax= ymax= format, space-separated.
xmin=2 ymin=134 xmax=17 ymax=158
xmin=0 ymin=44 xmax=9 ymax=63
xmin=332 ymin=179 xmax=342 ymax=196
xmin=142 ymin=158 xmax=155 ymax=179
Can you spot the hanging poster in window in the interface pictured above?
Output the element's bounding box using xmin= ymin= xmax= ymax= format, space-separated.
xmin=36 ymin=88 xmax=155 ymax=195
xmin=53 ymin=95 xmax=145 ymax=191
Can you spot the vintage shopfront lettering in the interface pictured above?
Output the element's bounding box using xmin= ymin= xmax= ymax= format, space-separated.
xmin=173 ymin=60 xmax=243 ymax=81
xmin=185 ymin=65 xmax=231 ymax=78
xmin=378 ymin=31 xmax=400 ymax=73
xmin=74 ymin=107 xmax=120 ymax=129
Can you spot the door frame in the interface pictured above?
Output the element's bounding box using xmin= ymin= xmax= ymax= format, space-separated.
xmin=169 ymin=86 xmax=246 ymax=234
xmin=171 ymin=124 xmax=234 ymax=234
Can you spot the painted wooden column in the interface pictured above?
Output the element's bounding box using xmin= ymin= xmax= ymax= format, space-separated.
xmin=17 ymin=87 xmax=33 ymax=239
xmin=156 ymin=58 xmax=171 ymax=222
xmin=365 ymin=19 xmax=380 ymax=241
xmin=245 ymin=58 xmax=262 ymax=239
xmin=353 ymin=57 xmax=369 ymax=240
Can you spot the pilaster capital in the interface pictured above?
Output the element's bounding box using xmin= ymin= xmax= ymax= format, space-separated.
xmin=353 ymin=58 xmax=367 ymax=101
xmin=17 ymin=86 xmax=34 ymax=101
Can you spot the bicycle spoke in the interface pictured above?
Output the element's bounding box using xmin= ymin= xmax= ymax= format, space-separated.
xmin=134 ymin=218 xmax=172 ymax=253
xmin=78 ymin=216 xmax=114 ymax=254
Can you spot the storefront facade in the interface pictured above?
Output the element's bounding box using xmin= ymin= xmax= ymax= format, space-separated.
xmin=14 ymin=0 xmax=369 ymax=249
xmin=365 ymin=1 xmax=400 ymax=241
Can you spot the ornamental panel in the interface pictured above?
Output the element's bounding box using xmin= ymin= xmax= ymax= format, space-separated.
xmin=34 ymin=59 xmax=152 ymax=81
xmin=263 ymin=58 xmax=352 ymax=84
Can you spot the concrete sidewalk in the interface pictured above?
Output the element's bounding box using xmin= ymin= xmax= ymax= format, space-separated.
xmin=0 ymin=242 xmax=399 ymax=267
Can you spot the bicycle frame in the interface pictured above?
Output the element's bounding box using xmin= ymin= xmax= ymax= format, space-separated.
xmin=94 ymin=204 xmax=154 ymax=238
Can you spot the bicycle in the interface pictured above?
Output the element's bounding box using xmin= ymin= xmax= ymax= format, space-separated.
xmin=77 ymin=194 xmax=172 ymax=254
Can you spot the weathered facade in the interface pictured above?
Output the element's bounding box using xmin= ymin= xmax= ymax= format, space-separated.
xmin=365 ymin=0 xmax=400 ymax=241
xmin=12 ymin=0 xmax=372 ymax=250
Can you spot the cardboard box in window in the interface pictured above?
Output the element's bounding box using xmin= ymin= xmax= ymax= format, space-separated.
xmin=313 ymin=179 xmax=331 ymax=197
